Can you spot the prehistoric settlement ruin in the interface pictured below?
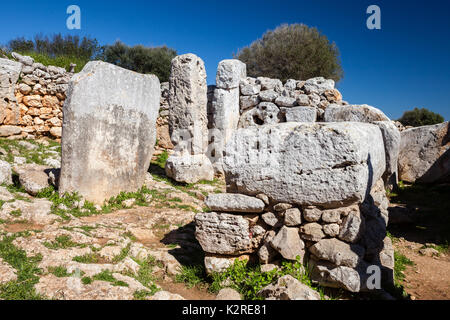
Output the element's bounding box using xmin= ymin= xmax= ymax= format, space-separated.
xmin=0 ymin=52 xmax=448 ymax=298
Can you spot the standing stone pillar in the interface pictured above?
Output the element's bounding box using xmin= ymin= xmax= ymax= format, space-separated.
xmin=59 ymin=61 xmax=160 ymax=204
xmin=209 ymin=59 xmax=246 ymax=174
xmin=165 ymin=54 xmax=214 ymax=183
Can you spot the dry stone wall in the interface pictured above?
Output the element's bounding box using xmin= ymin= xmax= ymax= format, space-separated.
xmin=0 ymin=53 xmax=72 ymax=140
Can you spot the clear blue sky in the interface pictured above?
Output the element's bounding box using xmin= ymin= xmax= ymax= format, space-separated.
xmin=1 ymin=0 xmax=449 ymax=120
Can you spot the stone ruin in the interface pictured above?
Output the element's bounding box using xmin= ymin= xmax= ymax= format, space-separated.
xmin=0 ymin=50 xmax=448 ymax=297
xmin=0 ymin=53 xmax=71 ymax=139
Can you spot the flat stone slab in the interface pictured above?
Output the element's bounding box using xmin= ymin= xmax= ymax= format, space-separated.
xmin=59 ymin=61 xmax=160 ymax=204
xmin=205 ymin=193 xmax=265 ymax=213
xmin=223 ymin=122 xmax=386 ymax=208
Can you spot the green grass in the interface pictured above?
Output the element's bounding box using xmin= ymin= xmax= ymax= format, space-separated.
xmin=394 ymin=251 xmax=414 ymax=283
xmin=0 ymin=138 xmax=60 ymax=166
xmin=43 ymin=235 xmax=87 ymax=250
xmin=11 ymin=51 xmax=88 ymax=73
xmin=152 ymin=151 xmax=169 ymax=169
xmin=72 ymin=253 xmax=101 ymax=264
xmin=47 ymin=266 xmax=73 ymax=278
xmin=175 ymin=257 xmax=329 ymax=300
xmin=90 ymin=270 xmax=128 ymax=287
xmin=0 ymin=232 xmax=45 ymax=300
xmin=111 ymin=244 xmax=131 ymax=263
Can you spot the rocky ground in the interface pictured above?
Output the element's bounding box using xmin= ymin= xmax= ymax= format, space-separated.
xmin=0 ymin=138 xmax=224 ymax=300
xmin=0 ymin=137 xmax=448 ymax=300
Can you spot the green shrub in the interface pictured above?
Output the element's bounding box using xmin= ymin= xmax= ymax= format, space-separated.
xmin=236 ymin=24 xmax=343 ymax=83
xmin=398 ymin=107 xmax=445 ymax=127
xmin=101 ymin=41 xmax=176 ymax=82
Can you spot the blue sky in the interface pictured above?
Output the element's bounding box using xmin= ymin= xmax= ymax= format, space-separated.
xmin=0 ymin=0 xmax=449 ymax=120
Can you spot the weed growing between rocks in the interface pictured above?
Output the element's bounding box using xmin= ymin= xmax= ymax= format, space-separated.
xmin=175 ymin=257 xmax=332 ymax=300
xmin=0 ymin=138 xmax=60 ymax=166
xmin=0 ymin=231 xmax=45 ymax=300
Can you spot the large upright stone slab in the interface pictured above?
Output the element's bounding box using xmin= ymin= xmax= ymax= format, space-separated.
xmin=209 ymin=60 xmax=247 ymax=175
xmin=59 ymin=61 xmax=160 ymax=204
xmin=168 ymin=53 xmax=208 ymax=155
xmin=166 ymin=54 xmax=214 ymax=183
xmin=398 ymin=122 xmax=450 ymax=183
xmin=223 ymin=122 xmax=386 ymax=208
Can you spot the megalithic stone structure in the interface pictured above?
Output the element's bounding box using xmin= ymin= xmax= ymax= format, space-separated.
xmin=165 ymin=54 xmax=214 ymax=183
xmin=59 ymin=61 xmax=160 ymax=204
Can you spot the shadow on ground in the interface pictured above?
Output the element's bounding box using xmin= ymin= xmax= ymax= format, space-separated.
xmin=388 ymin=183 xmax=450 ymax=247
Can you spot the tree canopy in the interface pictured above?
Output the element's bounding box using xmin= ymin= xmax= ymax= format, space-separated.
xmin=398 ymin=107 xmax=445 ymax=127
xmin=236 ymin=24 xmax=343 ymax=83
xmin=101 ymin=41 xmax=177 ymax=82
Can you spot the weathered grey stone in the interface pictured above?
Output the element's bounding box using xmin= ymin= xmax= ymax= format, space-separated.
xmin=211 ymin=87 xmax=240 ymax=145
xmin=258 ymin=230 xmax=278 ymax=264
xmin=239 ymin=95 xmax=260 ymax=111
xmin=296 ymin=94 xmax=310 ymax=106
xmin=195 ymin=212 xmax=262 ymax=255
xmin=259 ymin=90 xmax=279 ymax=102
xmin=0 ymin=258 xmax=17 ymax=284
xmin=398 ymin=122 xmax=449 ymax=183
xmin=323 ymin=224 xmax=340 ymax=237
xmin=324 ymin=104 xmax=390 ymax=122
xmin=149 ymin=291 xmax=185 ymax=300
xmin=284 ymin=208 xmax=302 ymax=226
xmin=261 ymin=212 xmax=280 ymax=227
xmin=165 ymin=154 xmax=214 ymax=184
xmin=205 ymin=193 xmax=265 ymax=213
xmin=204 ymin=254 xmax=250 ymax=274
xmin=238 ymin=102 xmax=280 ymax=128
xmin=256 ymin=193 xmax=270 ymax=205
xmin=310 ymin=259 xmax=366 ymax=293
xmin=11 ymin=52 xmax=34 ymax=66
xmin=303 ymin=206 xmax=322 ymax=222
xmin=216 ymin=59 xmax=246 ymax=89
xmin=284 ymin=79 xmax=297 ymax=91
xmin=0 ymin=160 xmax=12 ymax=185
xmin=303 ymin=77 xmax=334 ymax=94
xmin=59 ymin=61 xmax=160 ymax=204
xmin=275 ymin=96 xmax=297 ymax=107
xmin=257 ymin=77 xmax=283 ymax=92
xmin=258 ymin=275 xmax=320 ymax=300
xmin=168 ymin=54 xmax=208 ymax=156
xmin=299 ymin=223 xmax=325 ymax=242
xmin=309 ymin=238 xmax=365 ymax=268
xmin=15 ymin=164 xmax=50 ymax=196
xmin=270 ymin=226 xmax=305 ymax=261
xmin=240 ymin=82 xmax=261 ymax=96
xmin=224 ymin=122 xmax=386 ymax=208
xmin=338 ymin=208 xmax=365 ymax=243
xmin=0 ymin=58 xmax=22 ymax=105
xmin=273 ymin=203 xmax=292 ymax=212
xmin=216 ymin=288 xmax=242 ymax=300
xmin=0 ymin=125 xmax=21 ymax=137
xmin=374 ymin=121 xmax=401 ymax=187
xmin=284 ymin=106 xmax=316 ymax=122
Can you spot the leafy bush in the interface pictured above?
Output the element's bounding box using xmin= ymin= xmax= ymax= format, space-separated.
xmin=236 ymin=24 xmax=343 ymax=83
xmin=3 ymin=33 xmax=102 ymax=72
xmin=398 ymin=108 xmax=445 ymax=127
xmin=101 ymin=41 xmax=176 ymax=82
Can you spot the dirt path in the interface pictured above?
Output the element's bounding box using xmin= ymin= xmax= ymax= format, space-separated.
xmin=394 ymin=239 xmax=450 ymax=300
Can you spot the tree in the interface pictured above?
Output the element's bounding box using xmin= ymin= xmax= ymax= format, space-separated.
xmin=235 ymin=24 xmax=343 ymax=83
xmin=5 ymin=33 xmax=102 ymax=60
xmin=398 ymin=108 xmax=444 ymax=127
xmin=101 ymin=41 xmax=177 ymax=82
